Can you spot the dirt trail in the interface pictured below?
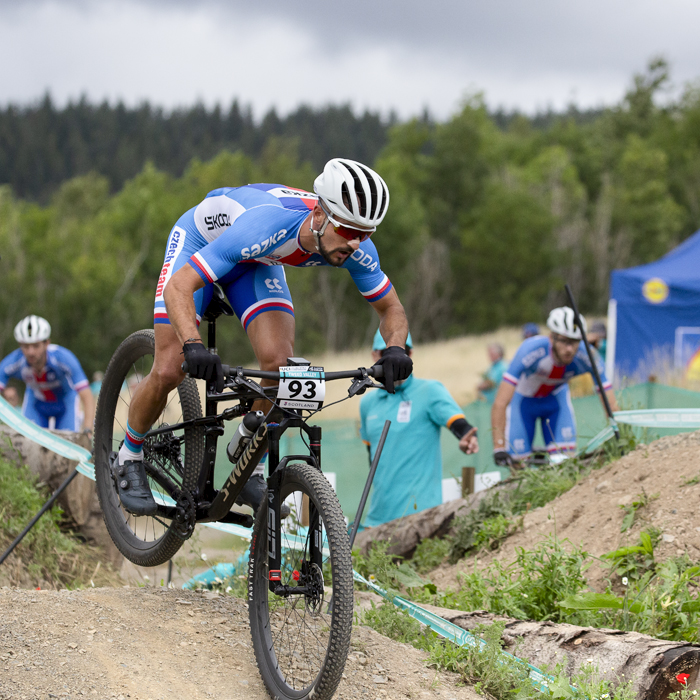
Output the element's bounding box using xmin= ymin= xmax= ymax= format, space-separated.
xmin=431 ymin=429 xmax=700 ymax=592
xmin=0 ymin=586 xmax=480 ymax=700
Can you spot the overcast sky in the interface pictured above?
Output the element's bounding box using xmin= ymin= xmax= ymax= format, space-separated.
xmin=0 ymin=0 xmax=698 ymax=120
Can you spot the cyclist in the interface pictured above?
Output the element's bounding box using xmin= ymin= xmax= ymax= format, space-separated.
xmin=491 ymin=307 xmax=618 ymax=465
xmin=116 ymin=158 xmax=412 ymax=516
xmin=0 ymin=315 xmax=95 ymax=433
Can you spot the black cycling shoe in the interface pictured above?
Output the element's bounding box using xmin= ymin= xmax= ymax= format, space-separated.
xmin=109 ymin=451 xmax=157 ymax=516
xmin=235 ymin=474 xmax=290 ymax=518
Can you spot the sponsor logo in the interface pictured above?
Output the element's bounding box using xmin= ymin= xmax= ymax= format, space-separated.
xmin=219 ymin=424 xmax=267 ymax=502
xmin=240 ymin=229 xmax=288 ymax=260
xmin=163 ymin=230 xmax=181 ymax=264
xmin=268 ymin=507 xmax=276 ymax=560
xmin=204 ymin=213 xmax=232 ymax=231
xmin=350 ymin=249 xmax=379 ymax=272
xmin=303 ymin=260 xmax=322 ymax=267
xmin=279 ymin=188 xmax=314 ymax=197
xmin=521 ymin=346 xmax=547 ymax=368
xmin=264 ymin=278 xmax=283 ymax=292
xmin=642 ymin=277 xmax=669 ymax=304
xmin=155 ymin=263 xmax=171 ymax=298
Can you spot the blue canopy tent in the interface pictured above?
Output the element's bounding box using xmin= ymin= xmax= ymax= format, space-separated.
xmin=608 ymin=229 xmax=700 ymax=382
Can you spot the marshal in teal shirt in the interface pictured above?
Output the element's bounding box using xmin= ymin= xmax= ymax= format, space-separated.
xmin=359 ymin=375 xmax=465 ymax=527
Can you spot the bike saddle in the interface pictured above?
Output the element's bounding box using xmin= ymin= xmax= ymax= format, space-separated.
xmin=202 ymin=284 xmax=234 ymax=322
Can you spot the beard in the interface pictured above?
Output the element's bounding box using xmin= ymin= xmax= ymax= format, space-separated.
xmin=318 ymin=236 xmax=354 ymax=268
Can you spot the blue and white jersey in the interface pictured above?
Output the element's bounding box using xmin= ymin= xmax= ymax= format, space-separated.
xmin=155 ymin=185 xmax=392 ymax=321
xmin=503 ymin=335 xmax=611 ymax=398
xmin=0 ymin=344 xmax=89 ymax=403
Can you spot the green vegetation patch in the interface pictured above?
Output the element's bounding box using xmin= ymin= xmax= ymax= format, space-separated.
xmin=0 ymin=448 xmax=113 ymax=588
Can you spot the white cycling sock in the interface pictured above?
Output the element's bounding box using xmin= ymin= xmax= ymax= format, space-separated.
xmin=118 ymin=442 xmax=143 ymax=465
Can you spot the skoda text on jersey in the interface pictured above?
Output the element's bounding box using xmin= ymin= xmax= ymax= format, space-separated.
xmin=153 ymin=184 xmax=393 ymax=329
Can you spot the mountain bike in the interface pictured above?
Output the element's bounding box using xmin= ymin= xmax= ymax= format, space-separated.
xmin=93 ymin=289 xmax=383 ymax=700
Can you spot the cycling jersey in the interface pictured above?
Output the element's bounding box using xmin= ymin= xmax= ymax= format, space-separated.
xmin=0 ymin=344 xmax=89 ymax=430
xmin=154 ymin=185 xmax=392 ymax=328
xmin=503 ymin=335 xmax=611 ymax=398
xmin=502 ymin=335 xmax=610 ymax=457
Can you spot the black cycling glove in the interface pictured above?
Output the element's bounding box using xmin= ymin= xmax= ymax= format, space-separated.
xmin=493 ymin=450 xmax=514 ymax=467
xmin=182 ymin=342 xmax=225 ymax=393
xmin=373 ymin=345 xmax=413 ymax=394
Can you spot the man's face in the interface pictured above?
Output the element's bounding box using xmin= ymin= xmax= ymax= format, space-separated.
xmin=20 ymin=340 xmax=49 ymax=371
xmin=318 ymin=232 xmax=360 ymax=267
xmin=550 ymin=334 xmax=579 ymax=365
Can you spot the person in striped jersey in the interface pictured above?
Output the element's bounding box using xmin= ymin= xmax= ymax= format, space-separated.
xmin=116 ymin=158 xmax=412 ymax=516
xmin=491 ymin=307 xmax=618 ymax=466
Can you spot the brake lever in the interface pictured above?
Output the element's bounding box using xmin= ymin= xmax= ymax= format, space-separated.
xmin=348 ymin=369 xmax=382 ymax=398
xmin=230 ymin=367 xmax=268 ymax=397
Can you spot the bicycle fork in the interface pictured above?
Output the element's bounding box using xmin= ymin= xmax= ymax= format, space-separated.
xmin=267 ymin=420 xmax=324 ymax=597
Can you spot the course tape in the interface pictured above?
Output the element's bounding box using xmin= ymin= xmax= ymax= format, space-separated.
xmin=0 ymin=396 xmax=94 ymax=477
xmin=352 ymin=570 xmax=554 ymax=694
xmin=581 ymin=408 xmax=700 ymax=456
xmin=1 ymin=395 xmax=555 ymax=694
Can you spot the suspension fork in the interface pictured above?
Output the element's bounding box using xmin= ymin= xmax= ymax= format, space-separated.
xmin=267 ymin=420 xmax=324 ymax=593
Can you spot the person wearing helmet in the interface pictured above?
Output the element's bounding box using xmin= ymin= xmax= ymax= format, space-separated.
xmin=0 ymin=315 xmax=95 ymax=433
xmin=490 ymin=307 xmax=618 ymax=466
xmin=118 ymin=158 xmax=412 ymax=516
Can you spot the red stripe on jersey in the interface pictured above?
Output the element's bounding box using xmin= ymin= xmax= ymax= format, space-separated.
xmin=277 ymin=249 xmax=313 ymax=266
xmin=365 ymin=278 xmax=391 ymax=302
xmin=35 ymin=370 xmax=58 ymax=402
xmin=533 ymin=365 xmax=565 ymax=398
xmin=191 ymin=255 xmax=214 ymax=282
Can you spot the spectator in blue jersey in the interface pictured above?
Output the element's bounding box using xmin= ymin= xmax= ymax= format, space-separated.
xmin=0 ymin=315 xmax=95 ymax=433
xmin=476 ymin=343 xmax=507 ymax=403
xmin=491 ymin=307 xmax=618 ymax=465
xmin=359 ymin=329 xmax=478 ymax=527
xmin=118 ymin=158 xmax=412 ymax=516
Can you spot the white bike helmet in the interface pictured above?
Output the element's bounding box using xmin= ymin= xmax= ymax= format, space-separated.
xmin=14 ymin=315 xmax=51 ymax=343
xmin=546 ymin=307 xmax=586 ymax=340
xmin=313 ymin=158 xmax=390 ymax=230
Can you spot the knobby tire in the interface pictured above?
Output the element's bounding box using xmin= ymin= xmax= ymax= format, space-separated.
xmin=248 ymin=462 xmax=353 ymax=700
xmin=94 ymin=329 xmax=204 ymax=567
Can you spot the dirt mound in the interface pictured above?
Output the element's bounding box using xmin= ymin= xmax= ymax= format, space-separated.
xmin=0 ymin=586 xmax=479 ymax=700
xmin=431 ymin=430 xmax=700 ymax=592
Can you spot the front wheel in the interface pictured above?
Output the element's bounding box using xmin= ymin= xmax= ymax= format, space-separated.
xmin=94 ymin=329 xmax=204 ymax=567
xmin=248 ymin=463 xmax=353 ymax=700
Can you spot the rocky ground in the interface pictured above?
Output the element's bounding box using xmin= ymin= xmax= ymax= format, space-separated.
xmin=0 ymin=586 xmax=480 ymax=700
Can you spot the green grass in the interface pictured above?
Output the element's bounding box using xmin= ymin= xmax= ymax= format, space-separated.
xmin=0 ymin=447 xmax=114 ymax=588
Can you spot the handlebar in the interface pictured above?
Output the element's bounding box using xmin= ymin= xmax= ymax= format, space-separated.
xmin=180 ymin=362 xmax=384 ymax=381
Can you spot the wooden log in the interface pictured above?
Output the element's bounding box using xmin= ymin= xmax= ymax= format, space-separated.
xmin=353 ymin=479 xmax=517 ymax=558
xmin=424 ymin=606 xmax=700 ymax=700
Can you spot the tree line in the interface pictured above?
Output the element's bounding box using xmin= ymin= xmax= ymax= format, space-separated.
xmin=1 ymin=59 xmax=699 ymax=377
xmin=0 ymin=96 xmax=391 ymax=203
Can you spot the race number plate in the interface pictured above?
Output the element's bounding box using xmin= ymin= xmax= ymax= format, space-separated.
xmin=277 ymin=366 xmax=326 ymax=410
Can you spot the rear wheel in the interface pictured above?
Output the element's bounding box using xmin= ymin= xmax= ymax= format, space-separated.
xmin=248 ymin=462 xmax=353 ymax=700
xmin=94 ymin=329 xmax=204 ymax=567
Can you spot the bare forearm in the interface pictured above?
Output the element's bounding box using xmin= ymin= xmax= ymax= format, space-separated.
xmin=373 ymin=290 xmax=409 ymax=348
xmin=79 ymin=388 xmax=95 ymax=429
xmin=163 ymin=265 xmax=206 ymax=345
